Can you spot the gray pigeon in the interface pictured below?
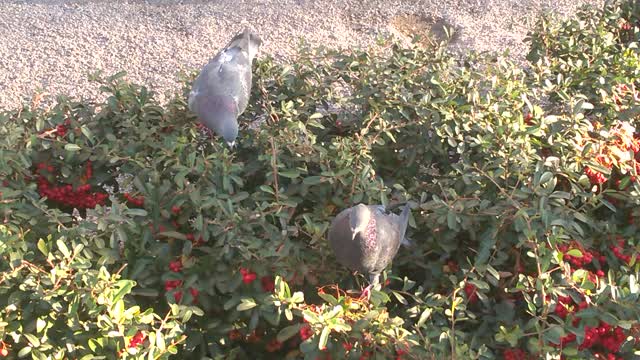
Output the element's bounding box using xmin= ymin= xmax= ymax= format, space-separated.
xmin=188 ymin=28 xmax=262 ymax=148
xmin=328 ymin=203 xmax=411 ymax=299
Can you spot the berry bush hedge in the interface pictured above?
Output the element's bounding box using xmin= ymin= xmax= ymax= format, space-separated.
xmin=1 ymin=1 xmax=640 ymax=359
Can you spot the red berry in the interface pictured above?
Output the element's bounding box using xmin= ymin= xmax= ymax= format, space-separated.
xmin=265 ymin=339 xmax=282 ymax=352
xmin=128 ymin=331 xmax=146 ymax=348
xmin=240 ymin=268 xmax=257 ymax=284
xmin=164 ymin=279 xmax=182 ymax=291
xmin=299 ymin=324 xmax=313 ymax=341
xmin=229 ymin=329 xmax=242 ymax=341
xmin=464 ymin=283 xmax=478 ymax=303
xmin=171 ymin=206 xmax=181 ymax=215
xmin=169 ymin=259 xmax=183 ymax=272
xmin=189 ymin=287 xmax=199 ymax=301
xmin=261 ymin=276 xmax=275 ymax=292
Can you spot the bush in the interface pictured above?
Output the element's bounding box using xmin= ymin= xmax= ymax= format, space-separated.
xmin=1 ymin=0 xmax=640 ymax=359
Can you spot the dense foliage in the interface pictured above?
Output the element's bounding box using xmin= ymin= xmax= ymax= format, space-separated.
xmin=1 ymin=1 xmax=640 ymax=359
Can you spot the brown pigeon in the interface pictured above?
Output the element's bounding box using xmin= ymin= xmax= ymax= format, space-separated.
xmin=328 ymin=203 xmax=411 ymax=299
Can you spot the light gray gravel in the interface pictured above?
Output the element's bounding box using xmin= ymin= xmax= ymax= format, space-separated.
xmin=0 ymin=0 xmax=602 ymax=110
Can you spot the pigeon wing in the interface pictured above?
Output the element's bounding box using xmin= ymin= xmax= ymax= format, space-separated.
xmin=368 ymin=204 xmax=410 ymax=275
xmin=189 ymin=30 xmax=255 ymax=115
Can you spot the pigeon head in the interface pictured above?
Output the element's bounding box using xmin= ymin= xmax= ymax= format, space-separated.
xmin=349 ymin=203 xmax=372 ymax=240
xmin=227 ymin=28 xmax=262 ymax=62
xmin=242 ymin=28 xmax=262 ymax=61
xmin=199 ymin=95 xmax=239 ymax=148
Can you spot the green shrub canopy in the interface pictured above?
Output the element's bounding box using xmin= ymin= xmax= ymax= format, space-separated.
xmin=1 ymin=1 xmax=639 ymax=359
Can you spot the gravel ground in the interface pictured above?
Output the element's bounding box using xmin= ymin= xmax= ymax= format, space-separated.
xmin=0 ymin=0 xmax=603 ymax=110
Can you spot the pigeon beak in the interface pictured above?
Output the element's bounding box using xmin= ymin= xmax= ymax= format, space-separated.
xmin=226 ymin=140 xmax=236 ymax=149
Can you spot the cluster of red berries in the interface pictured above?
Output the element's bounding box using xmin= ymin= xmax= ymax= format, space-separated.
xmin=585 ymin=167 xmax=608 ymax=185
xmin=128 ymin=331 xmax=146 ymax=348
xmin=581 ymin=122 xmax=640 ymax=186
xmin=173 ymin=288 xmax=199 ymax=303
xmin=553 ymin=295 xmax=588 ymax=321
xmin=610 ymin=238 xmax=634 ymax=265
xmin=394 ymin=347 xmax=409 ymax=360
xmin=579 ymin=322 xmax=626 ymax=354
xmin=558 ymin=243 xmax=607 ymax=280
xmin=502 ymin=348 xmax=530 ymax=360
xmin=0 ymin=341 xmax=8 ymax=357
xmin=164 ymin=279 xmax=182 ymax=292
xmin=240 ymin=268 xmax=257 ymax=284
xmin=40 ymin=119 xmax=71 ymax=138
xmin=464 ymin=283 xmax=478 ymax=304
xmin=343 ymin=342 xmax=354 ymax=352
xmin=165 ymin=260 xmax=199 ymax=304
xmin=35 ymin=161 xmax=108 ymax=209
xmin=299 ymin=324 xmax=313 ymax=341
xmin=524 ymin=113 xmax=534 ymax=126
xmin=559 ymin=243 xmax=605 ymax=269
xmin=55 ymin=124 xmax=68 ymax=137
xmin=550 ymin=295 xmax=628 ymax=357
xmin=169 ymin=259 xmax=183 ymax=272
xmin=123 ymin=193 xmax=144 ymax=207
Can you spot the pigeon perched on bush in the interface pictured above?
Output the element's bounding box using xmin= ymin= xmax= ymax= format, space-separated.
xmin=328 ymin=203 xmax=411 ymax=299
xmin=188 ymin=28 xmax=262 ymax=148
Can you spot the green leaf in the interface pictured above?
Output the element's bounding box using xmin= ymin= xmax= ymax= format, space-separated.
xmin=17 ymin=346 xmax=32 ymax=357
xmin=57 ymin=239 xmax=71 ymax=258
xmin=156 ymin=330 xmax=166 ymax=351
xmin=280 ymin=170 xmax=301 ymax=179
xmin=290 ymin=291 xmax=305 ymax=303
xmin=566 ymin=249 xmax=583 ymax=258
xmin=125 ymin=208 xmax=148 ymax=217
xmin=391 ymin=291 xmax=408 ymax=305
xmin=318 ymin=292 xmax=338 ymax=305
xmin=303 ymin=176 xmax=323 ymax=185
xmin=23 ymin=333 xmax=40 ymax=347
xmin=237 ymin=298 xmax=257 ymax=311
xmin=318 ymin=326 xmax=330 ymax=350
xmin=64 ymin=143 xmax=81 ymax=152
xmin=277 ymin=324 xmax=301 ymax=342
xmin=260 ymin=185 xmax=275 ymax=194
xmin=113 ymin=280 xmax=135 ymax=303
xmin=108 ymin=70 xmax=127 ymax=81
xmin=417 ymin=307 xmax=433 ymax=327
xmin=539 ymin=171 xmax=554 ymax=185
xmin=158 ymin=231 xmax=187 ymax=240
xmin=37 ymin=238 xmax=49 ymax=256
xmin=36 ymin=318 xmax=47 ymax=333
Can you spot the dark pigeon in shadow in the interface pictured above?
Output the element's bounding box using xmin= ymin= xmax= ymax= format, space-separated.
xmin=188 ymin=28 xmax=262 ymax=148
xmin=328 ymin=203 xmax=411 ymax=299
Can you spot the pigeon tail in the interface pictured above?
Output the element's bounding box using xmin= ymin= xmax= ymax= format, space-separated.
xmin=397 ymin=204 xmax=411 ymax=240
